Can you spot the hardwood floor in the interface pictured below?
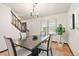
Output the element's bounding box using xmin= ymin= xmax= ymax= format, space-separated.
xmin=0 ymin=42 xmax=73 ymax=56
xmin=52 ymin=42 xmax=73 ymax=56
xmin=0 ymin=51 xmax=8 ymax=56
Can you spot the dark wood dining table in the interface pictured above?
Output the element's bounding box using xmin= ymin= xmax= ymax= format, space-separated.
xmin=16 ymin=35 xmax=49 ymax=56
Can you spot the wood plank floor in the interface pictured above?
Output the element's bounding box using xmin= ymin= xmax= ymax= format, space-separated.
xmin=52 ymin=42 xmax=73 ymax=56
xmin=0 ymin=42 xmax=73 ymax=56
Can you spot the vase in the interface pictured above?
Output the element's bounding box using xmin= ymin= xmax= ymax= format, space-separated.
xmin=57 ymin=35 xmax=64 ymax=47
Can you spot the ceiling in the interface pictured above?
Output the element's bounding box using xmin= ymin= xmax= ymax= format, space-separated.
xmin=3 ymin=3 xmax=71 ymax=20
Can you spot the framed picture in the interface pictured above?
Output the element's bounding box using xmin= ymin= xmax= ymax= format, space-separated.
xmin=72 ymin=14 xmax=75 ymax=29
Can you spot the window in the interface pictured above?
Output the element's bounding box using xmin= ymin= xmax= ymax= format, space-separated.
xmin=48 ymin=20 xmax=56 ymax=34
xmin=40 ymin=19 xmax=56 ymax=35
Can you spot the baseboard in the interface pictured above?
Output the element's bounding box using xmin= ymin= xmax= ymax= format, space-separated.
xmin=64 ymin=43 xmax=74 ymax=56
xmin=0 ymin=45 xmax=22 ymax=54
xmin=0 ymin=49 xmax=8 ymax=53
xmin=52 ymin=41 xmax=57 ymax=43
xmin=52 ymin=41 xmax=67 ymax=44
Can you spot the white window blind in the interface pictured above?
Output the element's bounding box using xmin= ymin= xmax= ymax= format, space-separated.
xmin=40 ymin=19 xmax=56 ymax=35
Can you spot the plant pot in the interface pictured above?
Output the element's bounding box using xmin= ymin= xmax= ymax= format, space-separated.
xmin=57 ymin=35 xmax=64 ymax=47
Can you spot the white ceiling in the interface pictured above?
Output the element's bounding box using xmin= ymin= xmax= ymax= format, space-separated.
xmin=3 ymin=3 xmax=71 ymax=20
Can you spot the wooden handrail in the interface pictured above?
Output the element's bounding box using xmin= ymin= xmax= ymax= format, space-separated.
xmin=11 ymin=11 xmax=29 ymax=32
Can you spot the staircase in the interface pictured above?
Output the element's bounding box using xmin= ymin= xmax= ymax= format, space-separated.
xmin=11 ymin=11 xmax=29 ymax=39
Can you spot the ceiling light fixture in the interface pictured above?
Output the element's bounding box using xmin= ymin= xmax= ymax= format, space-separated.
xmin=30 ymin=3 xmax=39 ymax=18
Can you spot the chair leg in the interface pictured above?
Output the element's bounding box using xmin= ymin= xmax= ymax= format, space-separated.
xmin=47 ymin=50 xmax=49 ymax=56
xmin=38 ymin=48 xmax=39 ymax=56
xmin=50 ymin=48 xmax=53 ymax=56
xmin=42 ymin=51 xmax=44 ymax=53
xmin=38 ymin=49 xmax=41 ymax=56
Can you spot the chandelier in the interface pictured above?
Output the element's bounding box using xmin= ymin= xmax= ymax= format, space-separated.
xmin=30 ymin=3 xmax=39 ymax=18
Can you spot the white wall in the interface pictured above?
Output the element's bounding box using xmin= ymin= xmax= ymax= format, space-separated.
xmin=0 ymin=4 xmax=20 ymax=51
xmin=68 ymin=3 xmax=79 ymax=55
xmin=0 ymin=4 xmax=69 ymax=52
xmin=26 ymin=12 xmax=68 ymax=42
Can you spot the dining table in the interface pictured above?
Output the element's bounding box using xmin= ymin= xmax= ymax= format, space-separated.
xmin=16 ymin=35 xmax=50 ymax=56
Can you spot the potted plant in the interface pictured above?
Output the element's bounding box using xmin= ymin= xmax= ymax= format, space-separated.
xmin=56 ymin=24 xmax=65 ymax=47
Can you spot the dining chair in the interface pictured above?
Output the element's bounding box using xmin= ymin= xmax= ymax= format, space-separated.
xmin=40 ymin=31 xmax=46 ymax=36
xmin=20 ymin=32 xmax=27 ymax=40
xmin=4 ymin=36 xmax=32 ymax=56
xmin=37 ymin=34 xmax=53 ymax=56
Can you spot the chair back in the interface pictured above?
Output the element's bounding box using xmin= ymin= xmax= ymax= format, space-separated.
xmin=20 ymin=32 xmax=27 ymax=40
xmin=47 ymin=34 xmax=52 ymax=50
xmin=40 ymin=31 xmax=46 ymax=36
xmin=4 ymin=36 xmax=17 ymax=56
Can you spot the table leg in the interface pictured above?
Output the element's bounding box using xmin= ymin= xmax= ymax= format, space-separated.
xmin=32 ymin=48 xmax=41 ymax=56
